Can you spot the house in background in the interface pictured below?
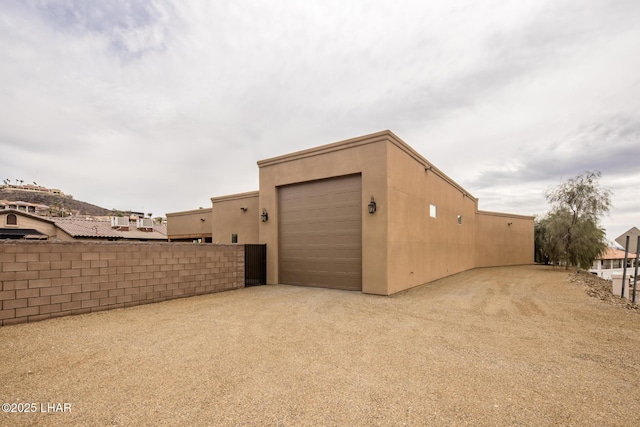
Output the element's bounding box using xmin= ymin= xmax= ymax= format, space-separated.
xmin=167 ymin=130 xmax=534 ymax=295
xmin=0 ymin=199 xmax=49 ymax=215
xmin=589 ymin=247 xmax=637 ymax=280
xmin=0 ymin=210 xmax=167 ymax=242
xmin=0 ymin=210 xmax=54 ymax=240
xmin=589 ymin=226 xmax=640 ymax=280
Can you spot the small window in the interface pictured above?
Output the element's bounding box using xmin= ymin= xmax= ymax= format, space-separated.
xmin=231 ymin=234 xmax=238 ymax=244
xmin=6 ymin=213 xmax=17 ymax=225
xmin=457 ymin=215 xmax=462 ymax=224
xmin=429 ymin=204 xmax=437 ymax=218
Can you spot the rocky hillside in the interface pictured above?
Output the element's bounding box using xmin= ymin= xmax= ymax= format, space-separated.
xmin=0 ymin=188 xmax=111 ymax=216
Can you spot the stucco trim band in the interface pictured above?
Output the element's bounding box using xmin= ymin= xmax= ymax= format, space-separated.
xmin=477 ymin=210 xmax=535 ymax=220
xmin=211 ymin=191 xmax=260 ymax=204
xmin=257 ymin=130 xmax=478 ymax=204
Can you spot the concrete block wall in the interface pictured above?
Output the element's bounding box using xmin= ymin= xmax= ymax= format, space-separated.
xmin=0 ymin=241 xmax=244 ymax=326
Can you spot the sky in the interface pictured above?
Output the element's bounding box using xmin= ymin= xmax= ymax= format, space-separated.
xmin=1 ymin=0 xmax=638 ymax=243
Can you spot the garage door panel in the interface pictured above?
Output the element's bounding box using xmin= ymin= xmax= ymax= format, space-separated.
xmin=279 ymin=174 xmax=362 ymax=291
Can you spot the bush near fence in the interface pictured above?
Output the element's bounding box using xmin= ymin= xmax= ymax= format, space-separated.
xmin=0 ymin=241 xmax=244 ymax=326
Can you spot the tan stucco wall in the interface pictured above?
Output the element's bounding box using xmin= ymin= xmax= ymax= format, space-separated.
xmin=475 ymin=211 xmax=534 ymax=267
xmin=211 ymin=192 xmax=259 ymax=244
xmin=169 ymin=130 xmax=534 ymax=295
xmin=256 ymin=130 xmax=534 ymax=295
xmin=257 ymin=133 xmax=390 ymax=295
xmin=166 ymin=208 xmax=212 ymax=241
xmin=0 ymin=212 xmax=58 ymax=239
xmin=386 ymin=141 xmax=479 ymax=294
xmin=257 ymin=130 xmax=534 ymax=295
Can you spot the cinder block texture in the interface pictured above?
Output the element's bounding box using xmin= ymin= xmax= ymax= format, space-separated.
xmin=1 ymin=241 xmax=244 ymax=326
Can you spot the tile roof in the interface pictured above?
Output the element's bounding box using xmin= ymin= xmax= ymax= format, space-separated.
xmin=599 ymin=248 xmax=636 ymax=260
xmin=53 ymin=219 xmax=167 ymax=240
xmin=54 ymin=219 xmax=121 ymax=238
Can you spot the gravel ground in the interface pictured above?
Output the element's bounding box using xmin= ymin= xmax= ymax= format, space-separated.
xmin=1 ymin=265 xmax=639 ymax=426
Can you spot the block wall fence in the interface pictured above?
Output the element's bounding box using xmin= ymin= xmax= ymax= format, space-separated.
xmin=0 ymin=241 xmax=244 ymax=326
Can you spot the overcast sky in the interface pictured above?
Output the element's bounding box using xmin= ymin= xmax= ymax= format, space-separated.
xmin=1 ymin=0 xmax=638 ymax=242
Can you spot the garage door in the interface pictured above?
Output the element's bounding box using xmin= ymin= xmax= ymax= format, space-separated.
xmin=278 ymin=174 xmax=362 ymax=291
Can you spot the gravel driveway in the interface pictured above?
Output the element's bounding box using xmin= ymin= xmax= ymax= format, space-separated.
xmin=1 ymin=265 xmax=639 ymax=426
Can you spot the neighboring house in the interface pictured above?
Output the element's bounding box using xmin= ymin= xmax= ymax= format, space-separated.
xmin=0 ymin=209 xmax=167 ymax=242
xmin=0 ymin=210 xmax=55 ymax=240
xmin=0 ymin=199 xmax=49 ymax=215
xmin=167 ymin=130 xmax=535 ymax=295
xmin=589 ymin=226 xmax=640 ymax=280
xmin=589 ymin=248 xmax=638 ymax=280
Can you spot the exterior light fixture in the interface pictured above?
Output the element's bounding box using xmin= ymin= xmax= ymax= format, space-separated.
xmin=368 ymin=196 xmax=377 ymax=214
xmin=261 ymin=208 xmax=269 ymax=222
xmin=240 ymin=207 xmax=248 ymax=212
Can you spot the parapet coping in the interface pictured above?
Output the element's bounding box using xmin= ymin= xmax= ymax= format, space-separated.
xmin=256 ymin=129 xmax=479 ymax=203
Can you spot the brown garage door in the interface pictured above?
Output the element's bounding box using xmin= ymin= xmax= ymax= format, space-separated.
xmin=278 ymin=174 xmax=362 ymax=291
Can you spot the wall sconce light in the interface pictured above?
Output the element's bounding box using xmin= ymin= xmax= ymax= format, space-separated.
xmin=200 ymin=218 xmax=206 ymax=222
xmin=261 ymin=208 xmax=269 ymax=222
xmin=507 ymin=222 xmax=513 ymax=226
xmin=240 ymin=207 xmax=248 ymax=212
xmin=368 ymin=196 xmax=377 ymax=214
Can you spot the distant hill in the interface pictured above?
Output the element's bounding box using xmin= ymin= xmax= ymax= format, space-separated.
xmin=0 ymin=188 xmax=111 ymax=217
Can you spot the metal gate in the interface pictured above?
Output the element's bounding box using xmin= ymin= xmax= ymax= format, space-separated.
xmin=245 ymin=244 xmax=266 ymax=287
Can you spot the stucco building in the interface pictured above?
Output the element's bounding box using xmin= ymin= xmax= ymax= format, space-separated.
xmin=167 ymin=130 xmax=534 ymax=295
xmin=166 ymin=207 xmax=213 ymax=243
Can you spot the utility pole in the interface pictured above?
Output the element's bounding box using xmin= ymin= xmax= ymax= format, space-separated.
xmin=621 ymin=235 xmax=629 ymax=299
xmin=632 ymin=236 xmax=639 ymax=304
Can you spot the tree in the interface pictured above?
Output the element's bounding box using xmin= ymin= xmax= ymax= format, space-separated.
xmin=535 ymin=215 xmax=558 ymax=265
xmin=535 ymin=171 xmax=612 ymax=269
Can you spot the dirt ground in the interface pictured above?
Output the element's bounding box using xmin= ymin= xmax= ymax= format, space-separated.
xmin=1 ymin=265 xmax=639 ymax=426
